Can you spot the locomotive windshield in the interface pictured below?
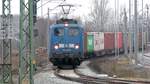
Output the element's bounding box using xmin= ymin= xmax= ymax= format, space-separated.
xmin=54 ymin=28 xmax=64 ymax=36
xmin=68 ymin=28 xmax=79 ymax=36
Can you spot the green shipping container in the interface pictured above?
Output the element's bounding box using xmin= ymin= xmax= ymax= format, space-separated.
xmin=87 ymin=34 xmax=94 ymax=53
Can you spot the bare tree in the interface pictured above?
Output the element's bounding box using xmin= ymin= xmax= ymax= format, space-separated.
xmin=90 ymin=0 xmax=109 ymax=31
xmin=85 ymin=21 xmax=93 ymax=32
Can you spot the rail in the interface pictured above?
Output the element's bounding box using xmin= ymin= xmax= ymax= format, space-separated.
xmin=54 ymin=69 xmax=106 ymax=84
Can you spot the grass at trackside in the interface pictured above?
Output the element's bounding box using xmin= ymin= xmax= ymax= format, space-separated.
xmin=89 ymin=56 xmax=150 ymax=80
xmin=0 ymin=80 xmax=2 ymax=83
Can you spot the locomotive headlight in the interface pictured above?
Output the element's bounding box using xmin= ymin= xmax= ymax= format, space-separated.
xmin=75 ymin=45 xmax=79 ymax=49
xmin=54 ymin=45 xmax=59 ymax=49
xmin=64 ymin=23 xmax=68 ymax=27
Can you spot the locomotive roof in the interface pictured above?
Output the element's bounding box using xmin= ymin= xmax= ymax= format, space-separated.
xmin=50 ymin=24 xmax=83 ymax=29
xmin=56 ymin=18 xmax=78 ymax=24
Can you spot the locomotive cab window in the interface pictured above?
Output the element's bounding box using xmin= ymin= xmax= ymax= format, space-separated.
xmin=68 ymin=28 xmax=79 ymax=36
xmin=54 ymin=28 xmax=64 ymax=36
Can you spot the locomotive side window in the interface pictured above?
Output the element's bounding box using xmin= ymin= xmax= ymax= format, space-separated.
xmin=69 ymin=28 xmax=79 ymax=36
xmin=54 ymin=28 xmax=64 ymax=36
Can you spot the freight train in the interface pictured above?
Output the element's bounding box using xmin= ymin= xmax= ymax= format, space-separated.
xmin=48 ymin=18 xmax=146 ymax=68
xmin=84 ymin=32 xmax=146 ymax=58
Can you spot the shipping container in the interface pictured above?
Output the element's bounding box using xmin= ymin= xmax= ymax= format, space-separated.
xmin=104 ymin=32 xmax=115 ymax=53
xmin=84 ymin=32 xmax=94 ymax=58
xmin=117 ymin=32 xmax=123 ymax=49
xmin=126 ymin=32 xmax=145 ymax=51
xmin=84 ymin=32 xmax=88 ymax=58
xmin=143 ymin=32 xmax=147 ymax=48
xmin=132 ymin=33 xmax=135 ymax=51
xmin=94 ymin=32 xmax=104 ymax=56
xmin=138 ymin=32 xmax=147 ymax=49
xmin=87 ymin=33 xmax=94 ymax=53
xmin=126 ymin=32 xmax=130 ymax=49
xmin=138 ymin=32 xmax=142 ymax=49
xmin=127 ymin=32 xmax=130 ymax=49
xmin=126 ymin=32 xmax=134 ymax=50
xmin=94 ymin=32 xmax=104 ymax=51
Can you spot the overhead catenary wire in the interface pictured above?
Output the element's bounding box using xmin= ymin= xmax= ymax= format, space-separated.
xmin=39 ymin=0 xmax=66 ymax=17
xmin=37 ymin=0 xmax=65 ymax=9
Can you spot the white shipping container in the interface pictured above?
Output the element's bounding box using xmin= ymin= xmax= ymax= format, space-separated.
xmin=94 ymin=32 xmax=104 ymax=51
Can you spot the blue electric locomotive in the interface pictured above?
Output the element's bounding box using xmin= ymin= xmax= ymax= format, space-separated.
xmin=48 ymin=18 xmax=84 ymax=68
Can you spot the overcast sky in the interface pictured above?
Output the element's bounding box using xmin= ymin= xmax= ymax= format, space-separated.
xmin=0 ymin=0 xmax=150 ymax=18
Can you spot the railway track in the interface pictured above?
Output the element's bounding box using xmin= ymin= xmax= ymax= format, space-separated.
xmin=54 ymin=68 xmax=150 ymax=84
xmin=54 ymin=68 xmax=108 ymax=84
xmin=75 ymin=69 xmax=150 ymax=84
